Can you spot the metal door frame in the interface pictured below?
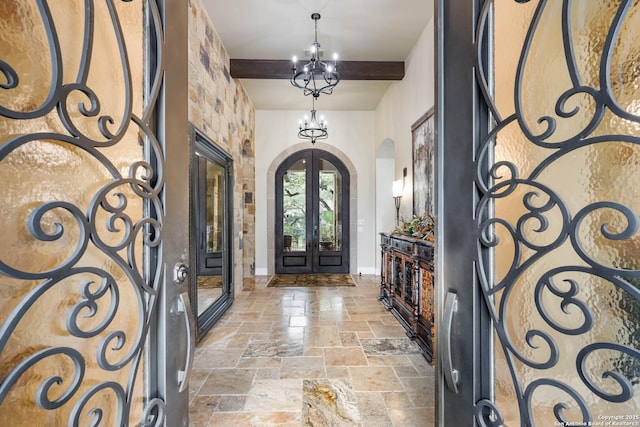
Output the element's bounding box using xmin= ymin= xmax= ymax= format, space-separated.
xmin=189 ymin=125 xmax=235 ymax=339
xmin=275 ymin=148 xmax=350 ymax=274
xmin=156 ymin=1 xmax=191 ymax=426
xmin=436 ymin=0 xmax=493 ymax=424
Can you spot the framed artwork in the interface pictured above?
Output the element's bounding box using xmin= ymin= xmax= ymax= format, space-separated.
xmin=412 ymin=107 xmax=435 ymax=217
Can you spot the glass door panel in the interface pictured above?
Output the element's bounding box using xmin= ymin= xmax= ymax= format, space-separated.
xmin=196 ymin=156 xmax=224 ymax=316
xmin=283 ymin=159 xmax=308 ymax=252
xmin=318 ymin=160 xmax=343 ymax=252
xmin=205 ymin=160 xmax=224 ymax=255
xmin=487 ymin=1 xmax=640 ymax=424
xmin=438 ymin=0 xmax=640 ymax=425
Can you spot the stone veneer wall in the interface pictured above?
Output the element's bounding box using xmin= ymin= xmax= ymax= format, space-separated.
xmin=188 ymin=0 xmax=256 ymax=289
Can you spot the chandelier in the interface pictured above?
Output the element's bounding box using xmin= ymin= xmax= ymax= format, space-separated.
xmin=291 ymin=13 xmax=340 ymax=98
xmin=298 ymin=98 xmax=328 ymax=144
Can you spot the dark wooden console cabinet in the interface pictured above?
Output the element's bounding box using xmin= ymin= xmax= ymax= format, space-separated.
xmin=379 ymin=232 xmax=435 ymax=363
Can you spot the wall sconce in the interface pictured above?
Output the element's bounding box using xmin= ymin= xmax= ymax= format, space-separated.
xmin=392 ymin=179 xmax=403 ymax=226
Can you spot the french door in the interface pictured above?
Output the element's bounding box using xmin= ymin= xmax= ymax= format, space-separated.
xmin=275 ymin=149 xmax=350 ymax=274
xmin=0 ymin=1 xmax=191 ymax=426
xmin=438 ymin=0 xmax=640 ymax=425
xmin=191 ymin=127 xmax=234 ymax=338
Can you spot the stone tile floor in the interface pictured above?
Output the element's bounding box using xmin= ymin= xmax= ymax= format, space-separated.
xmin=188 ymin=274 xmax=435 ymax=427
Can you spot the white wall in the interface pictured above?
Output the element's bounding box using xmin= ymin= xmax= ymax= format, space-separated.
xmin=376 ymin=157 xmax=396 ymax=229
xmin=255 ymin=110 xmax=377 ymax=275
xmin=375 ymin=16 xmax=435 ymax=224
xmin=375 ymin=139 xmax=396 ymax=272
xmin=254 ymin=15 xmax=434 ymax=276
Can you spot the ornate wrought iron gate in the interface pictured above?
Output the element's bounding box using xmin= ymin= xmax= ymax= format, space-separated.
xmin=0 ymin=1 xmax=190 ymax=425
xmin=439 ymin=1 xmax=640 ymax=425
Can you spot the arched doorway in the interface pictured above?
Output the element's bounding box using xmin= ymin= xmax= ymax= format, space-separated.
xmin=275 ymin=149 xmax=350 ymax=274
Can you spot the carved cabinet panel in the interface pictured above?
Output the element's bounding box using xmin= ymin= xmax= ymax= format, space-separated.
xmin=379 ymin=233 xmax=435 ymax=363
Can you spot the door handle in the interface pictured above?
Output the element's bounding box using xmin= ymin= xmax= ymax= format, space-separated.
xmin=443 ymin=291 xmax=459 ymax=393
xmin=176 ymin=292 xmax=195 ymax=393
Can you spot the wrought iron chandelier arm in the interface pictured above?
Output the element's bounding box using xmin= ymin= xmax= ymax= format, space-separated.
xmin=290 ymin=13 xmax=340 ymax=99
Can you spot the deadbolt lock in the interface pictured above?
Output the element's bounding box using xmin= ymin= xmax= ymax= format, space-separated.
xmin=173 ymin=262 xmax=190 ymax=285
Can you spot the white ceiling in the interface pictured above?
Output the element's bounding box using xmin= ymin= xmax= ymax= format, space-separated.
xmin=201 ymin=0 xmax=434 ymax=111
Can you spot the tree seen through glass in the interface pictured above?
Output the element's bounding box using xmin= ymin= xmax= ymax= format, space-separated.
xmin=282 ymin=166 xmax=339 ymax=251
xmin=283 ymin=167 xmax=306 ymax=251
xmin=319 ymin=171 xmax=336 ymax=250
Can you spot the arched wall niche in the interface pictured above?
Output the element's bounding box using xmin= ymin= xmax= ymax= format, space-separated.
xmin=376 ymin=138 xmax=398 ymax=272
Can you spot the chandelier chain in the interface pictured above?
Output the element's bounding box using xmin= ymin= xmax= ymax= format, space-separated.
xmin=291 ymin=13 xmax=340 ymax=99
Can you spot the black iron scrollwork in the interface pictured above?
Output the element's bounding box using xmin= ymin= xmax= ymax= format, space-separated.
xmin=475 ymin=0 xmax=640 ymax=425
xmin=404 ymin=260 xmax=413 ymax=304
xmin=0 ymin=0 xmax=166 ymax=423
xmin=394 ymin=256 xmax=402 ymax=296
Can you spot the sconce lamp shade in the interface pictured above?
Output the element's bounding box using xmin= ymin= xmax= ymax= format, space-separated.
xmin=392 ymin=180 xmax=404 ymax=198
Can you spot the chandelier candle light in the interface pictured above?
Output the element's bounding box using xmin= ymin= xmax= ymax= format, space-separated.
xmin=291 ymin=13 xmax=340 ymax=98
xmin=298 ymin=98 xmax=328 ymax=144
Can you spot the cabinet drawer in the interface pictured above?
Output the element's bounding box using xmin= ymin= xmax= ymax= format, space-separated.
xmin=392 ymin=238 xmax=413 ymax=254
xmin=417 ymin=243 xmax=433 ymax=261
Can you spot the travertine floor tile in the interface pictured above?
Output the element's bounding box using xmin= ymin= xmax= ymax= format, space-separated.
xmin=400 ymin=376 xmax=436 ymax=408
xmin=367 ymin=355 xmax=414 ymax=366
xmin=383 ymin=391 xmax=417 ymax=409
xmin=188 ymin=395 xmax=218 ymax=427
xmin=360 ymin=415 xmax=394 ymax=426
xmin=225 ymin=332 xmax=252 ymax=348
xmin=370 ymin=323 xmax=410 ymax=338
xmin=188 ymin=369 xmax=210 ymax=402
xmin=339 ymin=320 xmax=372 ymax=331
xmin=223 ymin=311 xmax=262 ymax=322
xmin=393 ymin=364 xmax=422 ymax=378
xmin=279 ymin=356 xmax=325 ymax=379
xmin=216 ymin=395 xmax=246 ymax=412
xmin=243 ymin=379 xmax=302 ymax=412
xmin=340 ymin=331 xmax=361 ymax=346
xmin=242 ymin=338 xmax=304 ymax=357
xmin=349 ymin=366 xmax=406 ymax=392
xmin=255 ymin=367 xmax=281 ymax=380
xmin=324 ymin=346 xmax=369 ymax=366
xmin=326 ymin=365 xmax=350 ymax=379
xmin=236 ymin=356 xmax=281 ymax=369
xmin=237 ymin=321 xmax=273 ymax=334
xmin=207 ymin=412 xmax=300 ymax=427
xmin=194 ymin=348 xmax=243 ymax=369
xmin=289 ymin=315 xmax=310 ymax=327
xmin=198 ymin=368 xmax=256 ymax=395
xmin=304 ymin=325 xmax=342 ymax=347
xmin=302 ymin=379 xmax=361 ymax=426
xmin=189 ymin=275 xmax=435 ymax=426
xmin=268 ymin=326 xmax=305 ymax=342
xmin=356 ymin=392 xmax=388 ymax=417
xmin=388 ymin=406 xmax=436 ymax=426
xmin=197 ymin=326 xmax=239 ymax=348
xmin=360 ymin=338 xmax=423 ymax=356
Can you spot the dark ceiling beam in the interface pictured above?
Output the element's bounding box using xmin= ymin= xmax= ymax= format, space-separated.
xmin=230 ymin=59 xmax=404 ymax=81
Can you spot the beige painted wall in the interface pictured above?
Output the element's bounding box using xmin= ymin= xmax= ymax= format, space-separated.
xmin=374 ymin=16 xmax=435 ymax=270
